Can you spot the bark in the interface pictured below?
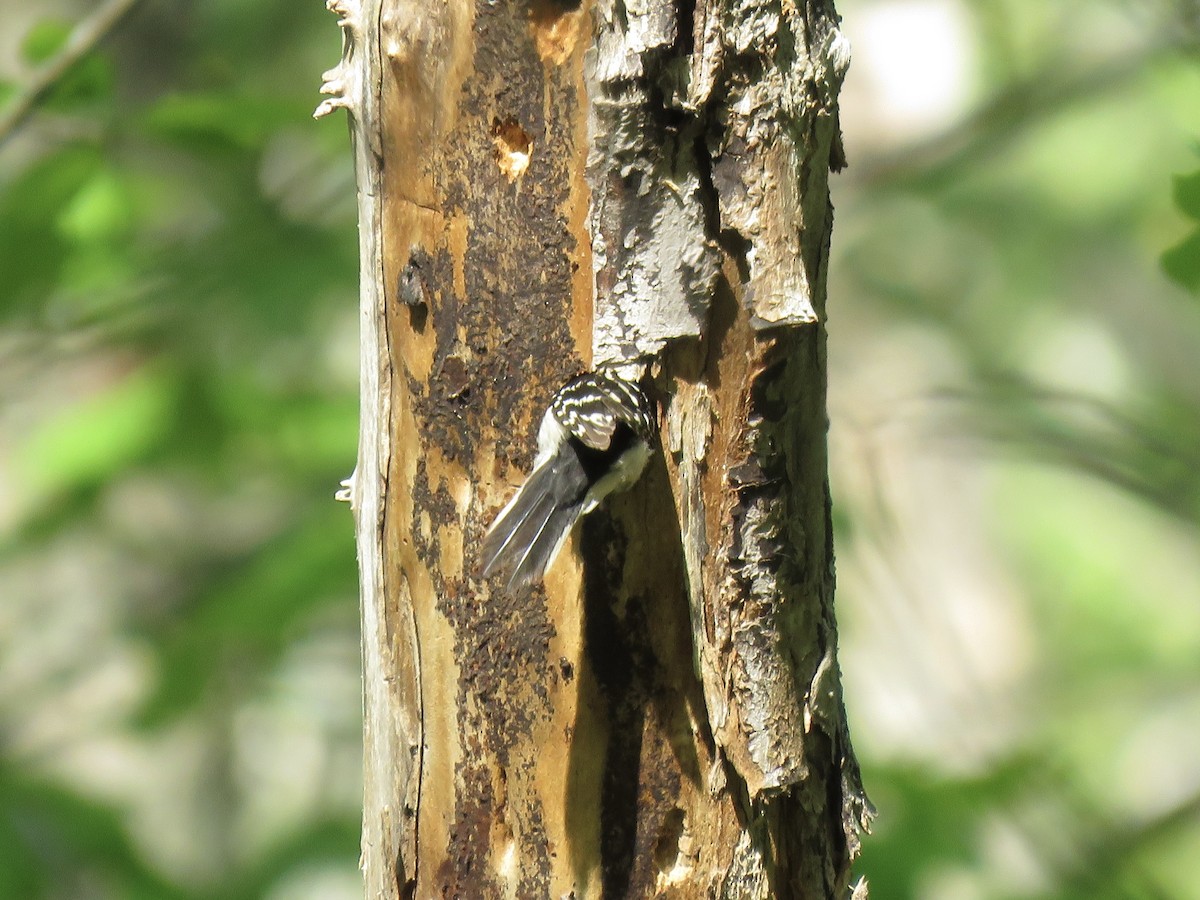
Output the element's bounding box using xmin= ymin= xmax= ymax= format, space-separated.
xmin=318 ymin=0 xmax=871 ymax=897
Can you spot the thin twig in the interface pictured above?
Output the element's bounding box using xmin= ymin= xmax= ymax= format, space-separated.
xmin=0 ymin=0 xmax=143 ymax=149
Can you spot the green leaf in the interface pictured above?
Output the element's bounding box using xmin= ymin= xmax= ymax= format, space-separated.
xmin=16 ymin=367 xmax=174 ymax=499
xmin=0 ymin=768 xmax=189 ymax=900
xmin=44 ymin=53 xmax=115 ymax=111
xmin=57 ymin=169 xmax=135 ymax=244
xmin=145 ymin=92 xmax=296 ymax=152
xmin=0 ymin=145 xmax=102 ymax=313
xmin=20 ymin=19 xmax=71 ymax=65
xmin=17 ymin=18 xmax=116 ymax=112
xmin=1172 ymin=170 xmax=1200 ymax=222
xmin=1161 ymin=229 xmax=1200 ymax=294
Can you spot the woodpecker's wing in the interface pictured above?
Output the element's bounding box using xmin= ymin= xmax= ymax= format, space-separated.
xmin=480 ymin=450 xmax=588 ymax=589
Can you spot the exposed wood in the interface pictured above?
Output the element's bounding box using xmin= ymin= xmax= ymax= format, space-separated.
xmin=316 ymin=0 xmax=410 ymax=893
xmin=321 ymin=0 xmax=871 ymax=896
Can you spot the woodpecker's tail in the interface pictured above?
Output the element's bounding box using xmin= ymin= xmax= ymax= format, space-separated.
xmin=480 ymin=452 xmax=587 ymax=590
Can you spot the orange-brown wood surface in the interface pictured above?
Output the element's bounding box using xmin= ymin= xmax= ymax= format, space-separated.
xmin=324 ymin=0 xmax=870 ymax=896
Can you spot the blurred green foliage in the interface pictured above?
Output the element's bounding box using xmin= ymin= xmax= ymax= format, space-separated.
xmin=1 ymin=0 xmax=1198 ymax=898
xmin=0 ymin=1 xmax=361 ymax=897
xmin=831 ymin=1 xmax=1200 ymax=898
xmin=1164 ymin=164 xmax=1200 ymax=292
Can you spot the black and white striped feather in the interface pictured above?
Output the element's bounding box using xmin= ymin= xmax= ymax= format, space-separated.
xmin=480 ymin=370 xmax=655 ymax=590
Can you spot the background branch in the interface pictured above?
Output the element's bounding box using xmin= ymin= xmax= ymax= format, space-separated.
xmin=0 ymin=0 xmax=142 ymax=149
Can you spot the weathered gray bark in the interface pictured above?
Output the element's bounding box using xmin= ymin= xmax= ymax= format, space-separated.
xmin=318 ymin=0 xmax=871 ymax=896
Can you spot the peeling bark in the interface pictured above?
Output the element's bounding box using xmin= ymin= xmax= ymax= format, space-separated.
xmin=321 ymin=0 xmax=871 ymax=896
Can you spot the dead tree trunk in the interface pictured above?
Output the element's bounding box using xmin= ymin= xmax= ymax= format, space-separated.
xmin=318 ymin=0 xmax=871 ymax=896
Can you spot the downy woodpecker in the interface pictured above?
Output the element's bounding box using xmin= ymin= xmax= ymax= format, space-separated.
xmin=480 ymin=369 xmax=656 ymax=589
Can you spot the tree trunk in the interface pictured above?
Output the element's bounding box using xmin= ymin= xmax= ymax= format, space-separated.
xmin=317 ymin=0 xmax=871 ymax=897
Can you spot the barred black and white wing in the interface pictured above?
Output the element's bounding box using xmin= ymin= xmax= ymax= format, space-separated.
xmin=480 ymin=370 xmax=655 ymax=590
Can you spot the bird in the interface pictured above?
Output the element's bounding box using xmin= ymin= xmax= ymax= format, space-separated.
xmin=479 ymin=368 xmax=656 ymax=589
